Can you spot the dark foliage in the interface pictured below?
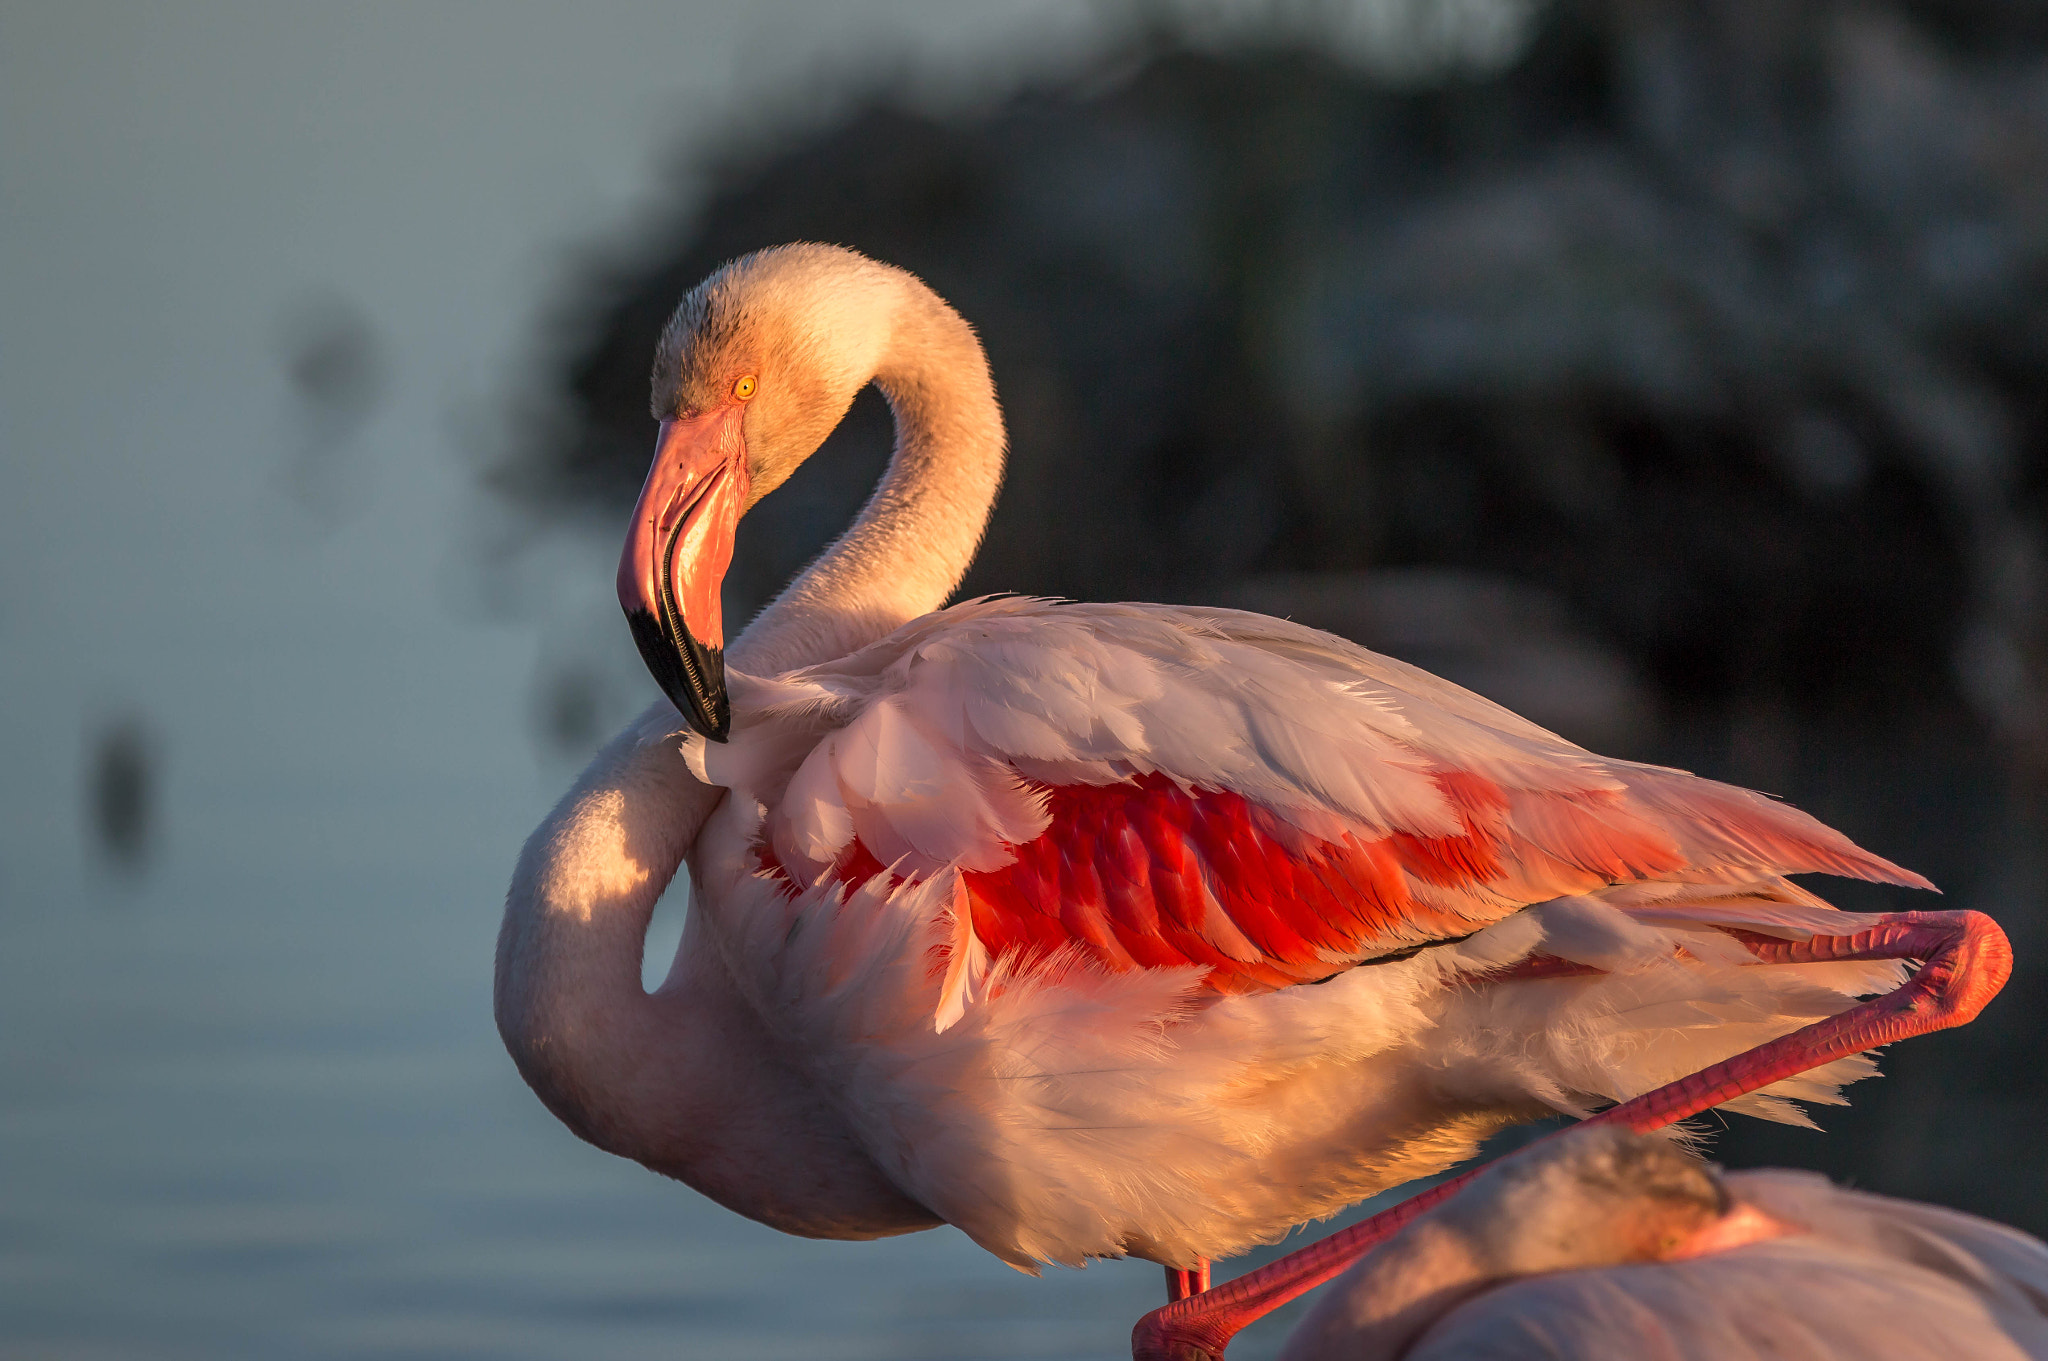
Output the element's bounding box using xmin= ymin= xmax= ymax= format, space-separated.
xmin=498 ymin=0 xmax=2048 ymax=742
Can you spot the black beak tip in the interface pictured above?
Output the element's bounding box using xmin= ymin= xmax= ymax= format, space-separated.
xmin=664 ymin=679 xmax=730 ymax=744
xmin=624 ymin=606 xmax=731 ymax=743
xmin=695 ymin=693 xmax=732 ymax=744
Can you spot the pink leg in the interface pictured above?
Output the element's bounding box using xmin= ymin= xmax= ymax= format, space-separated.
xmin=1164 ymin=1260 xmax=1211 ymax=1303
xmin=1132 ymin=909 xmax=2012 ymax=1361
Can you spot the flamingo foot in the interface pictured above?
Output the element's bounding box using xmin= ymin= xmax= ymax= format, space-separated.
xmin=1131 ymin=909 xmax=2012 ymax=1361
xmin=1165 ymin=1261 xmax=1211 ymax=1303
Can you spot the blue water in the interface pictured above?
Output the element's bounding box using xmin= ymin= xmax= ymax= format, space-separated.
xmin=0 ymin=602 xmax=1321 ymax=1358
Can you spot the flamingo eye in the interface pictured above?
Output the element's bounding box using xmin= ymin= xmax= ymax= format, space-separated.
xmin=733 ymin=375 xmax=757 ymax=400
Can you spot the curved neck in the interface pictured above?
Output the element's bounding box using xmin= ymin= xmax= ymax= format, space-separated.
xmin=496 ymin=701 xmax=948 ymax=1236
xmin=732 ymin=286 xmax=1006 ymax=675
xmin=494 ymin=704 xmax=717 ymax=1158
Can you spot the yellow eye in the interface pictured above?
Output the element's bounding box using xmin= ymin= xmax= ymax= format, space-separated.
xmin=733 ymin=375 xmax=757 ymax=400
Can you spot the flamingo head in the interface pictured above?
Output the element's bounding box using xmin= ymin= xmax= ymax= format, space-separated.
xmin=1433 ymin=1127 xmax=1739 ymax=1276
xmin=620 ymin=244 xmax=902 ymax=740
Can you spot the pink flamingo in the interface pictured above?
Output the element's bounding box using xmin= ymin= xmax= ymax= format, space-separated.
xmin=1279 ymin=1125 xmax=2048 ymax=1360
xmin=493 ymin=245 xmax=2009 ymax=1359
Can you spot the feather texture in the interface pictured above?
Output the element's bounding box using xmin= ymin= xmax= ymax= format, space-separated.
xmin=695 ymin=598 xmax=1925 ymax=1016
xmin=673 ymin=597 xmax=1926 ymax=1267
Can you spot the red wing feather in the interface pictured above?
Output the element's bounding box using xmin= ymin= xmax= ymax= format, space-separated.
xmin=767 ymin=765 xmax=1924 ymax=999
xmin=965 ymin=773 xmax=1506 ymax=995
xmin=735 ymin=602 xmax=1930 ymax=999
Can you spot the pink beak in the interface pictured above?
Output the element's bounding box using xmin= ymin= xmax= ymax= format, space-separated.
xmin=617 ymin=407 xmax=751 ymax=741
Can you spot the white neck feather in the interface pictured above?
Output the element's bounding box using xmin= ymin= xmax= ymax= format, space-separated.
xmin=494 ymin=707 xmax=714 ymax=1159
xmin=730 ymin=280 xmax=1006 ymax=676
xmin=493 ymin=703 xmax=944 ymax=1233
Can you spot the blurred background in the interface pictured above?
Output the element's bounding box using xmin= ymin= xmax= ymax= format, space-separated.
xmin=4 ymin=1 xmax=2044 ymax=1357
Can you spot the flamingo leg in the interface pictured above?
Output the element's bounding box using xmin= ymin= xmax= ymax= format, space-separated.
xmin=1131 ymin=909 xmax=2013 ymax=1361
xmin=1165 ymin=1261 xmax=1211 ymax=1302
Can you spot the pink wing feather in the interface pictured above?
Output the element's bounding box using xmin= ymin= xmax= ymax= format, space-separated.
xmin=725 ymin=598 xmax=1930 ymax=999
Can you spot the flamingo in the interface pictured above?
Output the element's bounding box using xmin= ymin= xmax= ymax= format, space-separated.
xmin=1278 ymin=1125 xmax=2048 ymax=1360
xmin=493 ymin=244 xmax=2010 ymax=1359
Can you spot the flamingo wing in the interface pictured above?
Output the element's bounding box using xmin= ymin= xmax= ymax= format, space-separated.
xmin=704 ymin=598 xmax=1928 ymax=1003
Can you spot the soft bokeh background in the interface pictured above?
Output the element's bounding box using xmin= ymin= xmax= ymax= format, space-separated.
xmin=4 ymin=2 xmax=2043 ymax=1358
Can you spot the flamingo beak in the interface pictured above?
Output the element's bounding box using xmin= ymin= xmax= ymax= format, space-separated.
xmin=617 ymin=407 xmax=751 ymax=742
